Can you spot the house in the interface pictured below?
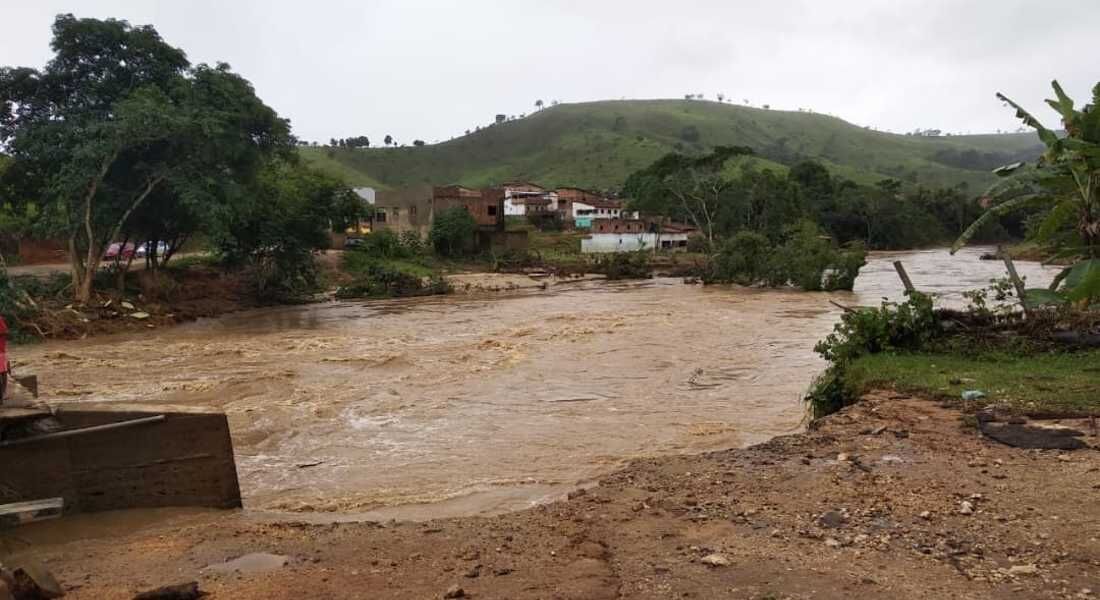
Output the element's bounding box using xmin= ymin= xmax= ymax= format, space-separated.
xmin=502 ymin=182 xmax=558 ymax=216
xmin=555 ymin=187 xmax=602 ymax=221
xmin=432 ymin=185 xmax=505 ymax=230
xmin=364 ymin=184 xmax=526 ymax=252
xmin=371 ymin=185 xmax=434 ymax=236
xmin=572 ymin=198 xmax=637 ymax=228
xmin=580 ymin=220 xmax=697 ymax=253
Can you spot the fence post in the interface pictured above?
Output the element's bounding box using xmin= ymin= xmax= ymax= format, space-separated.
xmin=893 ymin=261 xmax=916 ymax=294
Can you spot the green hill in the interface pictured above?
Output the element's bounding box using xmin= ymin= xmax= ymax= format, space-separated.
xmin=301 ymin=99 xmax=1043 ymax=192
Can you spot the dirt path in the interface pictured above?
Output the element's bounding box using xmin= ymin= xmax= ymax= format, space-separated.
xmin=7 ymin=393 xmax=1098 ymax=599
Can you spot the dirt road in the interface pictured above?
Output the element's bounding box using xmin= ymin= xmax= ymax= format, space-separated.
xmin=7 ymin=393 xmax=1098 ymax=599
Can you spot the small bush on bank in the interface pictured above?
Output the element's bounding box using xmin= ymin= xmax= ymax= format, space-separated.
xmin=492 ymin=249 xmax=542 ymax=271
xmin=807 ymin=293 xmax=939 ymax=417
xmin=336 ymin=261 xmax=449 ymax=299
xmin=595 ymin=251 xmax=652 ymax=280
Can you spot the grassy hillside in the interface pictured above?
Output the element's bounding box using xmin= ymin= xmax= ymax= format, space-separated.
xmin=301 ymin=99 xmax=1043 ymax=192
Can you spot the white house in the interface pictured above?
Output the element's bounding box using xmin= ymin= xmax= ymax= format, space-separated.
xmin=502 ymin=182 xmax=558 ymax=216
xmin=573 ymin=199 xmax=638 ymax=228
xmin=580 ymin=221 xmax=696 ymax=253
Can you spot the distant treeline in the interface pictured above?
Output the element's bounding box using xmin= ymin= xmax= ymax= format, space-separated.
xmin=624 ymin=147 xmax=1024 ymax=251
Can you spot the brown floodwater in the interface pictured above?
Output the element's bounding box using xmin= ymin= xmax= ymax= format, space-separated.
xmin=15 ymin=247 xmax=1058 ymax=520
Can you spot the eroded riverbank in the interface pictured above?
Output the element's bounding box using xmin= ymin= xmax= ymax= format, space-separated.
xmin=8 ymin=393 xmax=1098 ymax=599
xmin=12 ymin=248 xmax=1058 ymax=518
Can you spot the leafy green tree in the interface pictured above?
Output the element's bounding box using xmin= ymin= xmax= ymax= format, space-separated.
xmin=214 ymin=159 xmax=356 ymax=298
xmin=0 ymin=15 xmax=290 ymax=302
xmin=535 ymin=99 xmax=544 ymax=110
xmin=430 ymin=207 xmax=477 ymax=257
xmin=953 ymin=80 xmax=1100 ymax=306
xmin=623 ymin=146 xmax=754 ymax=245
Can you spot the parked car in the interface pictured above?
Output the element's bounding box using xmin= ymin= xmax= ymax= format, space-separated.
xmin=344 ymin=237 xmax=366 ymax=249
xmin=103 ymin=242 xmax=137 ymax=261
xmin=136 ymin=241 xmax=170 ymax=258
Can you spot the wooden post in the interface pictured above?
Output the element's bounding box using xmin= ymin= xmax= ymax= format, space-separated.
xmin=893 ymin=261 xmax=916 ymax=294
xmin=1000 ymin=248 xmax=1031 ymax=318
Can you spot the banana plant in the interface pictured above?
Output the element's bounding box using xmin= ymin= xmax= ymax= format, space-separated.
xmin=953 ymin=81 xmax=1100 ymax=308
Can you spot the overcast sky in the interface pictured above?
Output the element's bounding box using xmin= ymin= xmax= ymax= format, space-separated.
xmin=3 ymin=1 xmax=1096 ymax=145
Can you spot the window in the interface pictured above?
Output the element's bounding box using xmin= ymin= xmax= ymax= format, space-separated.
xmin=488 ymin=205 xmax=497 ymax=216
xmin=409 ymin=205 xmax=417 ymax=216
xmin=375 ymin=211 xmax=387 ymax=223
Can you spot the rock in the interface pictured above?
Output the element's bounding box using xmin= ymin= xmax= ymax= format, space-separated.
xmin=203 ymin=553 xmax=289 ymax=575
xmin=1006 ymin=564 xmax=1040 ymax=577
xmin=121 ymin=301 xmax=136 ymax=310
xmin=980 ymin=422 xmax=1086 ymax=450
xmin=961 ymin=390 xmax=986 ymax=401
xmin=836 ymin=453 xmax=849 ymax=462
xmin=492 ymin=568 xmax=513 ymax=576
xmin=817 ymin=511 xmax=846 ymax=529
xmin=824 ymin=538 xmax=842 ymax=548
xmin=919 ymin=511 xmax=932 ymax=520
xmin=699 ymin=554 xmax=730 ymax=567
xmin=463 ymin=565 xmax=481 ymax=578
xmin=959 ymin=501 xmax=974 ymax=515
xmin=10 ymin=561 xmax=64 ymax=599
xmin=871 ymin=425 xmax=888 ymax=436
xmin=132 ymin=582 xmax=203 ymax=600
xmin=1058 ymin=454 xmax=1073 ymax=462
xmin=443 ymin=584 xmax=466 ymax=598
xmin=567 ymin=488 xmax=587 ymax=500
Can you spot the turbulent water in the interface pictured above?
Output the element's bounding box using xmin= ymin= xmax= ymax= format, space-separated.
xmin=18 ymin=247 xmax=1057 ymax=519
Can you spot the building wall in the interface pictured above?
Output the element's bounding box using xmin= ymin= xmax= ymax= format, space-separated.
xmin=373 ymin=185 xmax=433 ymax=236
xmin=433 ymin=186 xmax=504 ymax=230
xmin=591 ymin=219 xmax=647 ymax=234
xmin=581 ymin=232 xmax=690 ymax=253
xmin=0 ymin=411 xmax=241 ymax=513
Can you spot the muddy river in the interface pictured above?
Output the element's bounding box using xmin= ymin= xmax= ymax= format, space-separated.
xmin=17 ymin=247 xmax=1057 ymax=520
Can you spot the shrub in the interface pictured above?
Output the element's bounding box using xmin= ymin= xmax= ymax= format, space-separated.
xmin=685 ymin=233 xmax=710 ymax=253
xmin=595 ymin=251 xmax=651 ymax=280
xmin=807 ymin=293 xmax=938 ymax=416
xmin=430 ymin=207 xmax=477 ymax=257
xmin=398 ymin=231 xmax=424 ymax=255
xmin=492 ymin=249 xmax=541 ymax=271
xmin=336 ymin=262 xmax=449 ymax=298
xmin=355 ymin=229 xmax=413 ymax=259
xmin=705 ymin=231 xmax=771 ymax=285
xmin=527 ymin=212 xmax=563 ymax=232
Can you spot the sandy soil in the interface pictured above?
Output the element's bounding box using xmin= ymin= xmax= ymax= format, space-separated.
xmin=6 ymin=393 xmax=1099 ymax=599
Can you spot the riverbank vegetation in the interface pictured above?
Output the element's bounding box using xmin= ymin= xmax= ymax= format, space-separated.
xmin=810 ymin=80 xmax=1100 ymax=419
xmin=0 ymin=15 xmax=361 ymax=308
xmin=336 ymin=230 xmax=449 ymax=299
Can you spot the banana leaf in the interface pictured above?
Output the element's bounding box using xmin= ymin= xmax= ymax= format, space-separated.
xmin=951 ymin=194 xmax=1039 ymax=254
xmin=1045 ymin=80 xmax=1076 ymax=123
xmin=1023 ymin=288 xmax=1067 ymax=308
xmin=1063 ymin=258 xmax=1100 ymax=302
xmin=998 ymin=92 xmax=1061 ymax=149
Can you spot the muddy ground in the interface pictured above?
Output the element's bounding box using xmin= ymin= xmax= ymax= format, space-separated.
xmin=6 ymin=393 xmax=1098 ymax=599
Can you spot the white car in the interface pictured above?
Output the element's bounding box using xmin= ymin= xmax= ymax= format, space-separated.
xmin=136 ymin=241 xmax=170 ymax=258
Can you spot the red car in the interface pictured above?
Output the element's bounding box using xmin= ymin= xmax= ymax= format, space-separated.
xmin=104 ymin=242 xmax=137 ymax=261
xmin=0 ymin=315 xmax=8 ymax=401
